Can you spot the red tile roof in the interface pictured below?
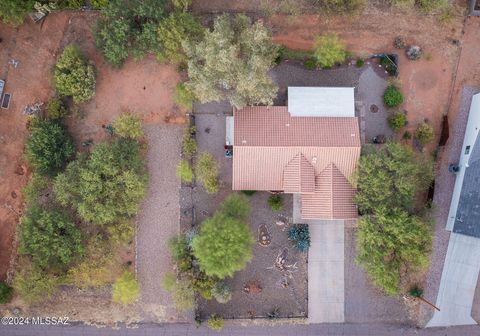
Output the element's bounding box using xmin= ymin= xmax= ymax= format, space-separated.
xmin=283 ymin=153 xmax=315 ymax=193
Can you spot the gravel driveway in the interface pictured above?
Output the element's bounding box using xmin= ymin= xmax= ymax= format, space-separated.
xmin=136 ymin=124 xmax=185 ymax=322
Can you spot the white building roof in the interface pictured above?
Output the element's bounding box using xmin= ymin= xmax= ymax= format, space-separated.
xmin=287 ymin=87 xmax=355 ymax=117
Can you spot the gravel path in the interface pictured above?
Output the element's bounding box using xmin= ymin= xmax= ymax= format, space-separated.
xmin=136 ymin=124 xmax=185 ymax=322
xmin=419 ymin=87 xmax=479 ymax=326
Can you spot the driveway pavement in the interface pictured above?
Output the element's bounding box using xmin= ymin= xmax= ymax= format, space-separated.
xmin=427 ymin=233 xmax=480 ymax=327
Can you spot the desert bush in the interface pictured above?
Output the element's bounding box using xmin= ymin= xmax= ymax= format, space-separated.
xmin=174 ymin=83 xmax=195 ymax=110
xmin=415 ymin=123 xmax=434 ymax=146
xmin=22 ymin=173 xmax=49 ymax=205
xmin=107 ymin=220 xmax=135 ymax=246
xmin=176 ymin=159 xmax=194 ymax=183
xmin=182 ymin=126 xmax=197 ymax=159
xmin=19 ymin=206 xmax=84 ymax=269
xmin=25 ymin=118 xmax=74 ymax=176
xmin=207 ymin=314 xmax=224 ymax=331
xmin=157 ymin=12 xmax=203 ymax=64
xmin=54 ymin=139 xmax=147 ymax=225
xmin=54 ymin=45 xmax=96 ymax=104
xmin=304 ymin=58 xmax=316 ymax=70
xmin=287 ymin=224 xmax=311 ymax=252
xmin=13 ymin=261 xmax=59 ymax=304
xmin=113 ymin=113 xmax=143 ymax=139
xmin=47 ymin=98 xmax=68 ymax=119
xmin=0 ymin=281 xmax=13 ymax=304
xmin=0 ymin=0 xmax=35 ymax=25
xmin=184 ymin=14 xmax=279 ymax=109
xmin=383 ymin=86 xmax=404 ymax=108
xmin=387 ymin=112 xmax=407 ymax=132
xmin=357 ymin=206 xmax=431 ymax=296
xmin=212 ymin=281 xmax=232 ymax=304
xmin=219 ymin=193 xmax=251 ymax=221
xmin=394 ymin=36 xmax=406 ymax=49
xmin=313 ymin=33 xmax=347 ymax=69
xmin=112 ymin=271 xmax=139 ymax=305
xmin=192 ymin=211 xmax=254 ymax=279
xmin=195 ymin=152 xmax=219 ymax=194
xmin=406 ymin=45 xmax=422 ymax=60
xmin=268 ymin=194 xmax=283 ymax=211
xmin=314 ymin=0 xmax=366 ymax=15
xmin=417 ymin=0 xmax=449 ymax=13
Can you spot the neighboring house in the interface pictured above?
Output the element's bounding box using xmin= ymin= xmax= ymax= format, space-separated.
xmin=227 ymin=87 xmax=361 ymax=220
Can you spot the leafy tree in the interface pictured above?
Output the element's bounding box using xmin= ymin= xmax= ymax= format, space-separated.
xmin=383 ymin=85 xmax=404 ymax=108
xmin=54 ymin=45 xmax=96 ymax=104
xmin=22 ymin=173 xmax=49 ymax=205
xmin=192 ymin=211 xmax=254 ymax=279
xmin=19 ymin=206 xmax=84 ymax=269
xmin=0 ymin=0 xmax=35 ymax=26
xmin=415 ymin=123 xmax=434 ymax=146
xmin=94 ymin=0 xmax=166 ymax=67
xmin=207 ymin=314 xmax=224 ymax=331
xmin=219 ymin=193 xmax=250 ymax=221
xmin=112 ymin=271 xmax=140 ymax=305
xmin=288 ymin=224 xmax=310 ymax=252
xmin=357 ymin=206 xmax=432 ymax=296
xmin=268 ymin=194 xmax=283 ymax=211
xmin=174 ymin=83 xmax=195 ymax=110
xmin=355 ymin=142 xmax=433 ymax=214
xmin=54 ymin=139 xmax=147 ymax=225
xmin=184 ymin=14 xmax=279 ymax=109
xmin=47 ymin=98 xmax=68 ymax=119
xmin=176 ymin=159 xmax=194 ymax=183
xmin=13 ymin=261 xmax=59 ymax=304
xmin=25 ymin=119 xmax=74 ymax=176
xmin=157 ymin=12 xmax=203 ymax=64
xmin=387 ymin=112 xmax=407 ymax=132
xmin=113 ymin=113 xmax=144 ymax=139
xmin=195 ymin=152 xmax=219 ymax=194
xmin=0 ymin=281 xmax=13 ymax=304
xmin=313 ymin=33 xmax=347 ymax=68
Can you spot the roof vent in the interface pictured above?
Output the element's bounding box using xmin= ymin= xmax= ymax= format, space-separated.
xmin=351 ymin=133 xmax=356 ymax=137
xmin=286 ymin=123 xmax=290 ymax=127
xmin=312 ymin=156 xmax=317 ymax=164
xmin=242 ymin=140 xmax=247 ymax=144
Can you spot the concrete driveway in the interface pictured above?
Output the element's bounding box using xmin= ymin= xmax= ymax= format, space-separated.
xmin=293 ymin=195 xmax=345 ymax=323
xmin=427 ymin=233 xmax=480 ymax=327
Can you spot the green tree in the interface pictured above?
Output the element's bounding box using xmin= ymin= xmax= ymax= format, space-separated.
xmin=383 ymin=85 xmax=404 ymax=108
xmin=19 ymin=206 xmax=84 ymax=269
xmin=25 ymin=118 xmax=74 ymax=176
xmin=355 ymin=142 xmax=433 ymax=214
xmin=313 ymin=33 xmax=347 ymax=68
xmin=192 ymin=212 xmax=254 ymax=279
xmin=54 ymin=139 xmax=147 ymax=225
xmin=195 ymin=152 xmax=219 ymax=194
xmin=54 ymin=45 xmax=96 ymax=104
xmin=113 ymin=113 xmax=144 ymax=139
xmin=94 ymin=0 xmax=166 ymax=67
xmin=157 ymin=12 xmax=203 ymax=64
xmin=13 ymin=260 xmax=59 ymax=304
xmin=184 ymin=14 xmax=279 ymax=109
xmin=0 ymin=0 xmax=34 ymax=25
xmin=357 ymin=206 xmax=432 ymax=296
xmin=112 ymin=271 xmax=140 ymax=305
xmin=22 ymin=173 xmax=49 ymax=205
xmin=415 ymin=123 xmax=434 ymax=146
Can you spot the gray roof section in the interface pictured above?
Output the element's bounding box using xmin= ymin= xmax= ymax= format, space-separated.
xmin=453 ymin=133 xmax=480 ymax=238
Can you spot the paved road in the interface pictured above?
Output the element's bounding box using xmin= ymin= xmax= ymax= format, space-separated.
xmin=1 ymin=322 xmax=479 ymax=336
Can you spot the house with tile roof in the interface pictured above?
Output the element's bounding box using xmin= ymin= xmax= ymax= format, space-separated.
xmin=228 ymin=87 xmax=361 ymax=220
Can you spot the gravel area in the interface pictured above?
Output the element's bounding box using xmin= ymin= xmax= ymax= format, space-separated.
xmin=344 ymin=227 xmax=410 ymax=323
xmin=136 ymin=124 xmax=186 ymax=322
xmin=418 ymin=87 xmax=479 ymax=326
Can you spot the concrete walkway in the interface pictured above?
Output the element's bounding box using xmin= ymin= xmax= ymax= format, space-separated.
xmin=427 ymin=233 xmax=480 ymax=327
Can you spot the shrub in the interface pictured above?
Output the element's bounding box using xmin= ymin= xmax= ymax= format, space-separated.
xmin=241 ymin=190 xmax=256 ymax=196
xmin=182 ymin=126 xmax=197 ymax=159
xmin=387 ymin=112 xmax=407 ymax=132
xmin=0 ymin=281 xmax=13 ymax=304
xmin=161 ymin=272 xmax=177 ymax=291
xmin=107 ymin=220 xmax=135 ymax=246
xmin=112 ymin=113 xmax=143 ymax=139
xmin=54 ymin=139 xmax=147 ymax=225
xmin=91 ymin=0 xmax=109 ymax=9
xmin=415 ymin=123 xmax=434 ymax=146
xmin=315 ymin=0 xmax=366 ymax=15
xmin=288 ymin=224 xmax=311 ymax=252
xmin=25 ymin=119 xmax=75 ymax=176
xmin=174 ymin=83 xmax=195 ymax=110
xmin=219 ymin=193 xmax=251 ymax=221
xmin=417 ymin=0 xmax=449 ymax=13
xmin=0 ymin=0 xmax=35 ymax=26
xmin=406 ymin=45 xmax=422 ymax=60
xmin=380 ymin=56 xmax=397 ymax=76
xmin=172 ymin=0 xmax=192 ymax=11
xmin=168 ymin=234 xmax=193 ymax=272
xmin=313 ymin=33 xmax=347 ymax=69
xmin=22 ymin=173 xmax=49 ymax=205
xmin=195 ymin=152 xmax=219 ymax=194
xmin=13 ymin=262 xmax=58 ymax=304
xmin=47 ymin=98 xmax=68 ymax=119
xmin=192 ymin=211 xmax=254 ymax=279
xmin=383 ymin=86 xmax=404 ymax=108
xmin=184 ymin=14 xmax=279 ymax=109
xmin=54 ymin=45 xmax=96 ymax=104
xmin=356 ymin=58 xmax=365 ymax=67
xmin=394 ymin=36 xmax=406 ymax=49
xmin=176 ymin=160 xmax=194 ymax=183
xmin=268 ymin=194 xmax=283 ymax=211
xmin=212 ymin=281 xmax=232 ymax=304
xmin=19 ymin=206 xmax=84 ymax=269
xmin=409 ymin=285 xmax=424 ymax=298
xmin=403 ymin=130 xmax=412 ymax=140
xmin=304 ymin=58 xmax=316 ymax=70
xmin=207 ymin=314 xmax=224 ymax=331
xmin=112 ymin=271 xmax=139 ymax=305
